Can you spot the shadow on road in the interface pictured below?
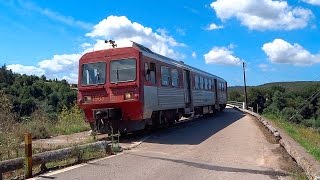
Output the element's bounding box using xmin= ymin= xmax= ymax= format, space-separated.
xmin=129 ymin=153 xmax=287 ymax=178
xmin=144 ymin=108 xmax=245 ymax=145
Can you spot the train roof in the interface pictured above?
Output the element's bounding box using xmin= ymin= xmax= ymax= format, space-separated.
xmin=132 ymin=42 xmax=226 ymax=82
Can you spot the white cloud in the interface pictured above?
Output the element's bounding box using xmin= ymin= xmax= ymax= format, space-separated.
xmin=204 ymin=46 xmax=242 ymax=66
xmin=258 ymin=64 xmax=276 ymax=72
xmin=192 ymin=52 xmax=197 ymax=58
xmin=62 ymin=72 xmax=78 ymax=84
xmin=7 ymin=64 xmax=45 ymax=76
xmin=206 ymin=23 xmax=223 ymax=30
xmin=303 ymin=0 xmax=320 ymax=6
xmin=259 ymin=64 xmax=268 ymax=71
xmin=210 ymin=0 xmax=313 ymax=30
xmin=176 ymin=28 xmax=186 ymax=36
xmin=17 ymin=0 xmax=92 ymax=29
xmin=38 ymin=54 xmax=81 ymax=72
xmin=8 ymin=15 xmax=185 ymax=83
xmin=262 ymin=38 xmax=320 ymax=66
xmin=80 ymin=43 xmax=92 ymax=49
xmin=86 ymin=16 xmax=185 ymax=59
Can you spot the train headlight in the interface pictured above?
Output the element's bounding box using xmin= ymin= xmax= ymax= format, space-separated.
xmin=83 ymin=96 xmax=92 ymax=103
xmin=124 ymin=92 xmax=134 ymax=100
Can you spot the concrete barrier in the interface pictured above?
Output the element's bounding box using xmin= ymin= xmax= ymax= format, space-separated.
xmin=228 ymin=105 xmax=320 ymax=180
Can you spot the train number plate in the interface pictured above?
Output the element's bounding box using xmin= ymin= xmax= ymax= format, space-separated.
xmin=92 ymin=96 xmax=105 ymax=102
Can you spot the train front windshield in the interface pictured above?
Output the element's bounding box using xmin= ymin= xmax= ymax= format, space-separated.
xmin=81 ymin=62 xmax=106 ymax=85
xmin=110 ymin=58 xmax=136 ymax=83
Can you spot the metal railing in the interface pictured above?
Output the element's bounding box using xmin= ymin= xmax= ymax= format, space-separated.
xmin=228 ymin=101 xmax=245 ymax=109
xmin=227 ymin=101 xmax=254 ymax=112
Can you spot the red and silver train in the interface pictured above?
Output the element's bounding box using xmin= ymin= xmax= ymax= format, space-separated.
xmin=77 ymin=42 xmax=227 ymax=134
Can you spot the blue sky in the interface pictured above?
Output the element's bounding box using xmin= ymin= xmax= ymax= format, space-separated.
xmin=1 ymin=0 xmax=320 ymax=86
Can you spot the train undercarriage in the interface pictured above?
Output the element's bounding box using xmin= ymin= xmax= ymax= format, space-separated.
xmin=90 ymin=104 xmax=226 ymax=135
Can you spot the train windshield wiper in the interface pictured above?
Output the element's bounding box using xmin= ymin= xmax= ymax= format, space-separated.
xmin=94 ymin=69 xmax=100 ymax=83
xmin=116 ymin=68 xmax=119 ymax=82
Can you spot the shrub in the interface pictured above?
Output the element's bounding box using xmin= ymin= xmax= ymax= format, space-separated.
xmin=281 ymin=107 xmax=303 ymax=124
xmin=22 ymin=109 xmax=52 ymax=139
xmin=315 ymin=118 xmax=320 ymax=129
xmin=263 ymin=105 xmax=281 ymax=116
xmin=0 ymin=91 xmax=21 ymax=160
xmin=53 ymin=105 xmax=89 ymax=135
xmin=301 ymin=119 xmax=316 ymax=128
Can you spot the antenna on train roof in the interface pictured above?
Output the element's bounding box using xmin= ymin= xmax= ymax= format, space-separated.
xmin=105 ymin=40 xmax=117 ymax=48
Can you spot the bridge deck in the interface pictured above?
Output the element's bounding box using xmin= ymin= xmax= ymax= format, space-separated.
xmin=36 ymin=107 xmax=301 ymax=180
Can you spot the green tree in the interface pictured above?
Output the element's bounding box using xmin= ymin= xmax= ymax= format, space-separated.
xmin=228 ymin=90 xmax=243 ymax=102
xmin=281 ymin=107 xmax=303 ymax=124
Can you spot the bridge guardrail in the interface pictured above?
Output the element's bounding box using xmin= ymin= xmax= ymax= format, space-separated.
xmin=228 ymin=101 xmax=254 ymax=112
xmin=0 ymin=140 xmax=111 ymax=179
xmin=227 ymin=101 xmax=244 ymax=109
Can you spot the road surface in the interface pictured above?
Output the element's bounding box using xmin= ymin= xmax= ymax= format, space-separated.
xmin=36 ymin=107 xmax=301 ymax=180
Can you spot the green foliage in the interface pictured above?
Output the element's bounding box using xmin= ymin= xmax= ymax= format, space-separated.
xmin=0 ymin=91 xmax=21 ymax=160
xmin=53 ymin=105 xmax=90 ymax=135
xmin=0 ymin=65 xmax=77 ymax=117
xmin=228 ymin=90 xmax=243 ymax=102
xmin=265 ymin=114 xmax=320 ymax=161
xmin=281 ymin=107 xmax=303 ymax=124
xmin=0 ymin=65 xmax=89 ymax=161
xmin=247 ymin=88 xmax=267 ymax=113
xmin=229 ymin=82 xmax=320 ymax=130
xmin=24 ymin=109 xmax=52 ymax=139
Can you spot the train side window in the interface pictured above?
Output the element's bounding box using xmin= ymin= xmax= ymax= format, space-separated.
xmin=200 ymin=77 xmax=204 ymax=90
xmin=161 ymin=66 xmax=170 ymax=86
xmin=195 ymin=75 xmax=199 ymax=89
xmin=171 ymin=69 xmax=179 ymax=87
xmin=144 ymin=63 xmax=150 ymax=81
xmin=150 ymin=63 xmax=156 ymax=84
xmin=209 ymin=79 xmax=212 ymax=90
xmin=204 ymin=78 xmax=208 ymax=90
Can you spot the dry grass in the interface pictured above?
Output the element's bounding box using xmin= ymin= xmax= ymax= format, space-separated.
xmin=0 ymin=103 xmax=90 ymax=161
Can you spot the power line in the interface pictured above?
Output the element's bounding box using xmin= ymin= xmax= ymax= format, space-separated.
xmin=289 ymin=87 xmax=320 ymax=121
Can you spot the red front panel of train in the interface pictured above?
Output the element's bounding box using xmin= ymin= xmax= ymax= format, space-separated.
xmin=77 ymin=47 xmax=143 ymax=123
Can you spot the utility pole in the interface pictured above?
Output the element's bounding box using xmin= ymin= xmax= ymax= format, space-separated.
xmin=243 ymin=62 xmax=248 ymax=110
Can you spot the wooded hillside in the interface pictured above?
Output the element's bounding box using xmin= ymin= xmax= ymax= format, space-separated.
xmin=0 ymin=65 xmax=77 ymax=120
xmin=228 ymin=81 xmax=320 ymax=129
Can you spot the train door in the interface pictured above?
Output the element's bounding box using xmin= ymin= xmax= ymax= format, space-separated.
xmin=183 ymin=70 xmax=192 ymax=107
xmin=214 ymin=79 xmax=219 ymax=108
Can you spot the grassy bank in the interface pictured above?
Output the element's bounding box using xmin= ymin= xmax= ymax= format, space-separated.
xmin=264 ymin=114 xmax=320 ymax=161
xmin=21 ymin=105 xmax=90 ymax=139
xmin=0 ymin=105 xmax=90 ymax=161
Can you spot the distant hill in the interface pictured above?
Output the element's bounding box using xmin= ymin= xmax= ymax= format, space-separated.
xmin=229 ymin=81 xmax=320 ymax=92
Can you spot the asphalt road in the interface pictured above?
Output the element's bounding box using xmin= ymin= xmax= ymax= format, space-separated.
xmin=36 ymin=107 xmax=298 ymax=180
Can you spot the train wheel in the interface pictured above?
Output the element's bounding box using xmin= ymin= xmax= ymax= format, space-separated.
xmin=151 ymin=111 xmax=160 ymax=129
